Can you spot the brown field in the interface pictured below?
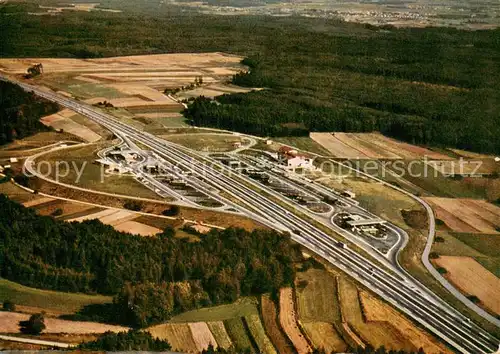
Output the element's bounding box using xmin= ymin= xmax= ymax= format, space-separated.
xmin=15 ymin=187 xmax=165 ymax=237
xmin=295 ymin=269 xmax=340 ymax=323
xmin=206 ymin=322 xmax=232 ymax=350
xmin=424 ymin=197 xmax=500 ymax=234
xmin=434 ymin=256 xmax=500 ymax=314
xmin=279 ymin=288 xmax=312 ymax=354
xmin=147 ymin=323 xmax=198 ymax=353
xmin=67 ymin=208 xmax=162 ymax=236
xmin=260 ymin=295 xmax=294 ymax=354
xmin=450 ymin=149 xmax=495 ymax=159
xmin=40 ymin=109 xmax=101 ymax=142
xmin=189 ymin=322 xmax=218 ymax=352
xmin=0 ymin=54 xmax=250 ymax=126
xmin=338 ymin=278 xmax=415 ymax=352
xmin=310 ymin=132 xmax=451 ymax=160
xmin=0 ymin=312 xmax=127 ymax=334
xmin=360 ymin=292 xmax=452 ymax=354
xmin=113 ymin=220 xmax=162 ymax=236
xmin=22 ymin=196 xmax=55 ymax=208
xmin=302 ymin=322 xmax=347 ymax=353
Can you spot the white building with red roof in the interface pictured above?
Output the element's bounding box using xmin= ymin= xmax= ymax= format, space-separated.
xmin=277 ymin=146 xmax=314 ymax=169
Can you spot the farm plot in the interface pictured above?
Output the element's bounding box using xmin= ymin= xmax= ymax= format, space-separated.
xmin=244 ymin=315 xmax=277 ymax=354
xmin=28 ymin=198 xmax=98 ymax=218
xmin=0 ymin=278 xmax=111 ymax=315
xmin=0 ymin=53 xmax=251 ymax=129
xmin=279 ymin=288 xmax=312 ymax=354
xmin=68 ymin=208 xmax=162 ymax=237
xmin=170 ymin=297 xmax=259 ymax=323
xmin=426 ymin=159 xmax=498 ymax=176
xmin=338 ymin=278 xmax=415 ymax=352
xmin=302 ymin=322 xmax=347 ymax=354
xmin=433 ymin=256 xmax=500 ymax=315
xmin=310 ymin=132 xmax=451 ymax=160
xmin=424 ymin=197 xmax=500 ymax=234
xmin=260 ymin=295 xmax=294 ymax=354
xmin=0 ymin=312 xmax=127 ymax=334
xmin=147 ymin=323 xmax=198 ymax=353
xmin=295 ymin=269 xmax=340 ymax=323
xmin=40 ymin=109 xmax=101 ymax=142
xmin=189 ymin=322 xmax=218 ymax=352
xmin=207 ymin=322 xmax=232 ymax=350
xmin=359 ymin=292 xmax=451 ymax=354
xmin=224 ymin=318 xmax=255 ymax=352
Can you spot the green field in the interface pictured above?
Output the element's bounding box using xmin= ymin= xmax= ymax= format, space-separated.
xmin=224 ymin=317 xmax=255 ymax=352
xmin=36 ymin=143 xmax=164 ymax=200
xmin=0 ymin=278 xmax=112 ymax=314
xmin=432 ymin=232 xmax=500 ymax=277
xmin=244 ymin=314 xmax=277 ymax=354
xmin=273 ymin=137 xmax=331 ymax=156
xmin=388 ymin=161 xmax=491 ymax=199
xmin=161 ymin=133 xmax=244 ymax=152
xmin=169 ymin=297 xmax=259 ymax=322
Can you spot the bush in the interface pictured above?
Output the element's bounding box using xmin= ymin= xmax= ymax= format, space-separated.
xmin=435 ymin=219 xmax=445 ymax=226
xmin=434 ymin=236 xmax=445 ymax=243
xmin=467 ymin=295 xmax=480 ymax=304
xmin=429 ymin=252 xmax=440 ymax=259
xmin=13 ymin=174 xmax=30 ymax=187
xmin=19 ymin=313 xmax=46 ymax=335
xmin=2 ymin=300 xmax=16 ymax=312
xmin=162 ymin=205 xmax=180 ymax=216
xmin=51 ymin=208 xmax=63 ymax=217
xmin=436 ymin=267 xmax=447 ymax=274
xmin=123 ymin=200 xmax=142 ymax=211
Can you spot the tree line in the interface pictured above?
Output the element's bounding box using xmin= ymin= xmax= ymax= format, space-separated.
xmin=0 ymin=194 xmax=301 ymax=327
xmin=0 ymin=81 xmax=58 ymax=145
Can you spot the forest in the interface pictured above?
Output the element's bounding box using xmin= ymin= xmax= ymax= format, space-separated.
xmin=2 ymin=2 xmax=500 ymax=153
xmin=0 ymin=81 xmax=58 ymax=145
xmin=1 ymin=3 xmax=500 ymax=153
xmin=78 ymin=330 xmax=172 ymax=351
xmin=0 ymin=195 xmax=301 ymax=326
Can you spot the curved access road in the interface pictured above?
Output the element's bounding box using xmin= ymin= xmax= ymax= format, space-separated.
xmin=329 ymin=159 xmax=500 ymax=328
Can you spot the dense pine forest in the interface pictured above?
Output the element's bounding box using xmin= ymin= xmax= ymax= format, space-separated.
xmin=0 ymin=195 xmax=301 ymax=326
xmin=78 ymin=330 xmax=172 ymax=351
xmin=2 ymin=2 xmax=500 ymax=153
xmin=0 ymin=81 xmax=58 ymax=145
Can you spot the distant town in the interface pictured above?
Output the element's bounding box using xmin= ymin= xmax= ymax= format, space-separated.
xmin=169 ymin=0 xmax=500 ymax=29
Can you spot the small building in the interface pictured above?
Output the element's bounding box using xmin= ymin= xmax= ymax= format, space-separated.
xmin=341 ymin=190 xmax=356 ymax=199
xmin=9 ymin=157 xmax=18 ymax=163
xmin=347 ymin=218 xmax=387 ymax=228
xmin=95 ymin=158 xmax=128 ymax=174
xmin=232 ymin=141 xmax=242 ymax=148
xmin=266 ymin=140 xmax=273 ymax=145
xmin=277 ymin=146 xmax=313 ymax=169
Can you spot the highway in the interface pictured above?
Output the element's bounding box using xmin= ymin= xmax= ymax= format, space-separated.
xmin=8 ymin=78 xmax=500 ymax=354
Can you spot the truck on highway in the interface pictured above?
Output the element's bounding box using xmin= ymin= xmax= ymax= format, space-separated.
xmin=336 ymin=241 xmax=347 ymax=249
